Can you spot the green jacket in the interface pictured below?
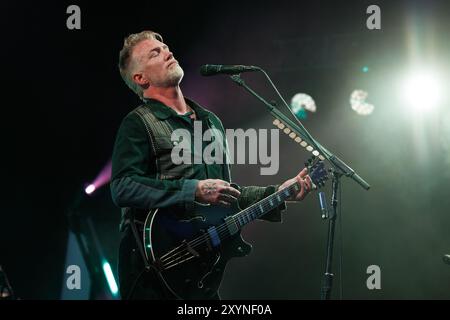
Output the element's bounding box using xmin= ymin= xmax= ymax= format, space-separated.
xmin=110 ymin=97 xmax=285 ymax=230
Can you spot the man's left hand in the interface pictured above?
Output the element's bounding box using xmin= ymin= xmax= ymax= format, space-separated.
xmin=278 ymin=167 xmax=313 ymax=201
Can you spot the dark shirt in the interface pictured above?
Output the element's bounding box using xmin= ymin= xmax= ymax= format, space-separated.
xmin=110 ymin=97 xmax=285 ymax=228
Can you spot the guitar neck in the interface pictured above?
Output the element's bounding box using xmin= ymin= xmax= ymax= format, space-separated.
xmin=232 ymin=181 xmax=300 ymax=228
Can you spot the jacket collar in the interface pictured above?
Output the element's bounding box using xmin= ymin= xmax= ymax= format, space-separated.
xmin=143 ymin=97 xmax=212 ymax=121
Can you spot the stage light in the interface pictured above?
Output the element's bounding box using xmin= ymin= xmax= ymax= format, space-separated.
xmin=401 ymin=71 xmax=441 ymax=112
xmin=102 ymin=261 xmax=119 ymax=296
xmin=85 ymin=184 xmax=96 ymax=195
xmin=350 ymin=90 xmax=374 ymax=116
xmin=84 ymin=159 xmax=112 ymax=195
xmin=362 ymin=66 xmax=369 ymax=73
xmin=290 ymin=93 xmax=316 ymax=119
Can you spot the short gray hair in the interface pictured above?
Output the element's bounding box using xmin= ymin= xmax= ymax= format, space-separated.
xmin=118 ymin=31 xmax=163 ymax=100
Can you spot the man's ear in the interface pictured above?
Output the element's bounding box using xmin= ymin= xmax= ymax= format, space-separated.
xmin=132 ymin=72 xmax=150 ymax=91
xmin=132 ymin=72 xmax=147 ymax=86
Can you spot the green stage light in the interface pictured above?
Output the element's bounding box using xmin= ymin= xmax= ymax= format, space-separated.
xmin=102 ymin=261 xmax=119 ymax=296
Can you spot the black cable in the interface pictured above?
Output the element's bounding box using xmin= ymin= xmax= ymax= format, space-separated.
xmin=0 ymin=265 xmax=15 ymax=300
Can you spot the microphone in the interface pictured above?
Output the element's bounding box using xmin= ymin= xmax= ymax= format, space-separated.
xmin=318 ymin=191 xmax=329 ymax=219
xmin=200 ymin=64 xmax=260 ymax=76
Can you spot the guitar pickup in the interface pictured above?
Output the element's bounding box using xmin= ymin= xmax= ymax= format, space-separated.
xmin=207 ymin=226 xmax=221 ymax=248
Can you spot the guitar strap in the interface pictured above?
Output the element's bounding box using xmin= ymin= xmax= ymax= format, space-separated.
xmin=124 ymin=105 xmax=174 ymax=269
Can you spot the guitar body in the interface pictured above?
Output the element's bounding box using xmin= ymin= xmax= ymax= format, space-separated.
xmin=141 ymin=158 xmax=328 ymax=300
xmin=143 ymin=203 xmax=252 ymax=300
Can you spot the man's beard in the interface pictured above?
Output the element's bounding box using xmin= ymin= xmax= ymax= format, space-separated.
xmin=154 ymin=65 xmax=184 ymax=87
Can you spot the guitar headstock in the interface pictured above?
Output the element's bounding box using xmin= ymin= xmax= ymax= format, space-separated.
xmin=304 ymin=156 xmax=329 ymax=189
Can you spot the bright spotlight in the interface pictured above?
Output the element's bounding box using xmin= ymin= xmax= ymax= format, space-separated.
xmin=85 ymin=184 xmax=96 ymax=195
xmin=401 ymin=71 xmax=441 ymax=112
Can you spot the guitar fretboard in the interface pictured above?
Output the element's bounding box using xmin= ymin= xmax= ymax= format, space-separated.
xmin=232 ymin=181 xmax=299 ymax=228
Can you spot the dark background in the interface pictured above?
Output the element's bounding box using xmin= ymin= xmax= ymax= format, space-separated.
xmin=1 ymin=0 xmax=450 ymax=299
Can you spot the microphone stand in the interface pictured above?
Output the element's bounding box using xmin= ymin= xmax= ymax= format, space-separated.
xmin=229 ymin=73 xmax=370 ymax=300
xmin=320 ymin=169 xmax=340 ymax=300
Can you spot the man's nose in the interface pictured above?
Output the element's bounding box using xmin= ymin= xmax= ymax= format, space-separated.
xmin=165 ymin=50 xmax=174 ymax=61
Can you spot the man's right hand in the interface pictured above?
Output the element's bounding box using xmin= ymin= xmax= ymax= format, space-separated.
xmin=195 ymin=179 xmax=241 ymax=207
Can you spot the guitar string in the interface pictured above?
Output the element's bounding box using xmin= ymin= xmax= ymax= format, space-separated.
xmin=159 ymin=186 xmax=293 ymax=266
xmin=159 ymin=184 xmax=299 ymax=268
xmin=159 ymin=171 xmax=327 ymax=269
xmin=159 ymin=164 xmax=326 ymax=269
xmin=160 ymin=196 xmax=288 ymax=264
xmin=161 ymin=198 xmax=290 ymax=269
xmin=160 ymin=182 xmax=296 ymax=259
xmin=162 ymin=160 xmax=322 ymax=259
xmin=159 ymin=174 xmax=327 ymax=269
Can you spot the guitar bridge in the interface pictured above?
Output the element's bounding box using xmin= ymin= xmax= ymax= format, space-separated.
xmin=183 ymin=240 xmax=200 ymax=257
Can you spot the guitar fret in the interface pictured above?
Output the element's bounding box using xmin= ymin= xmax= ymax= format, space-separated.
xmin=232 ymin=181 xmax=305 ymax=231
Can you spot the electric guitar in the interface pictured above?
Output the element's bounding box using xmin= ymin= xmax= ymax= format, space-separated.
xmin=143 ymin=157 xmax=328 ymax=299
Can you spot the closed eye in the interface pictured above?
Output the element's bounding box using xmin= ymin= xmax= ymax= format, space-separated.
xmin=149 ymin=45 xmax=169 ymax=59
